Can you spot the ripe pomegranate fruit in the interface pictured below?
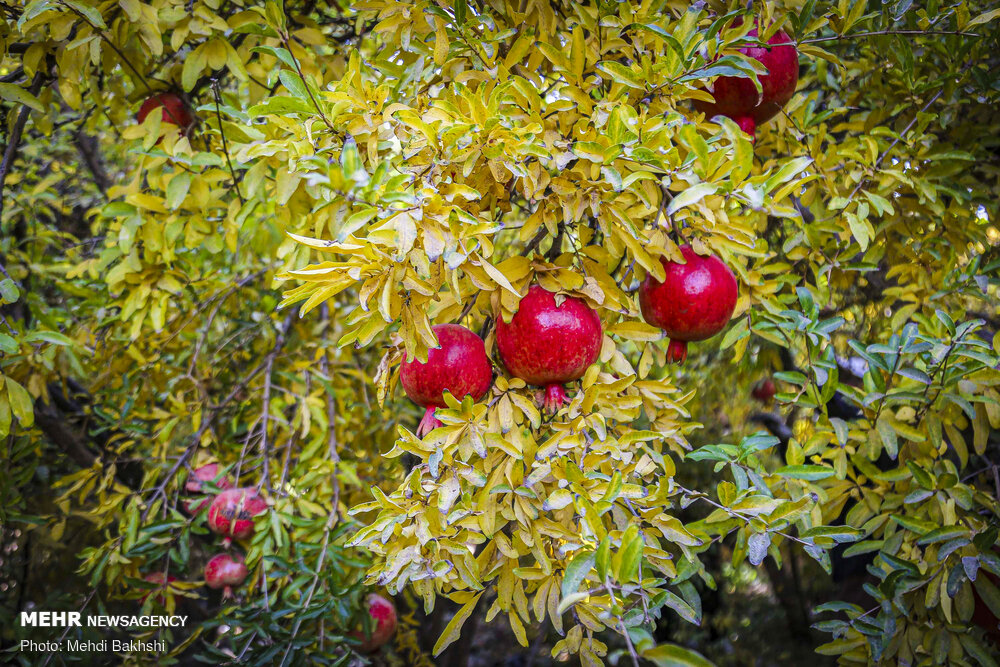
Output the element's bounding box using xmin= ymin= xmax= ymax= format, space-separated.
xmin=693 ymin=25 xmax=799 ymax=141
xmin=207 ymin=487 xmax=267 ymax=547
xmin=399 ymin=324 xmax=493 ymax=436
xmin=638 ymin=245 xmax=738 ymax=364
xmin=204 ymin=553 xmax=248 ymax=599
xmin=137 ymin=92 xmax=195 ymax=131
xmin=496 ymin=285 xmax=603 ymax=412
xmin=351 ymin=593 xmax=398 ymax=653
xmin=141 ymin=573 xmax=178 ymax=604
xmin=183 ymin=463 xmax=234 ymax=515
xmin=752 ymin=378 xmax=776 ymax=403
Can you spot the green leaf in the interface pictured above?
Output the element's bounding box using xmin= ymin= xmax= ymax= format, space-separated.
xmin=0 ymin=83 xmax=44 ymax=112
xmin=63 ymin=0 xmax=107 ymax=28
xmin=666 ymin=183 xmax=718 ymax=216
xmin=661 ymin=589 xmax=700 ymax=625
xmin=596 ymin=61 xmax=645 ymax=89
xmin=0 ymin=278 xmax=20 ymax=304
xmin=642 ymin=643 xmax=715 ymax=667
xmin=617 ymin=528 xmax=643 ymax=584
xmin=0 ymin=333 xmax=18 ymax=354
xmin=776 ymin=465 xmax=836 ymax=481
xmin=560 ymin=549 xmax=596 ymax=598
xmin=800 ymin=526 xmax=863 ymax=543
xmin=718 ymin=318 xmax=749 ymax=349
xmin=876 ymin=417 xmax=898 ymax=459
xmin=763 ymin=157 xmax=812 ymax=193
xmin=968 ymin=8 xmax=1000 ymax=26
xmin=6 ymin=377 xmax=33 ymax=427
xmin=916 ymin=526 xmax=970 ymax=546
xmin=595 ymin=537 xmax=611 ymax=581
xmin=542 ymin=488 xmax=573 ymax=511
xmin=165 ymin=172 xmax=191 ymax=209
xmin=23 ymin=331 xmax=74 ymax=346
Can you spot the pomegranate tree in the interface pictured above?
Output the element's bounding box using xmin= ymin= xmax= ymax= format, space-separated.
xmin=399 ymin=323 xmax=493 ymax=435
xmin=638 ymin=245 xmax=738 ymax=364
xmin=182 ymin=463 xmax=234 ymax=515
xmin=207 ymin=487 xmax=267 ymax=547
xmin=351 ymin=593 xmax=397 ymax=654
xmin=204 ymin=553 xmax=248 ymax=599
xmin=496 ymin=285 xmax=603 ymax=411
xmin=693 ymin=25 xmax=799 ymax=141
xmin=137 ymin=92 xmax=195 ymax=131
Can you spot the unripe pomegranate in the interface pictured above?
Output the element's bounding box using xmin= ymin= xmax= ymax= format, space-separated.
xmin=141 ymin=573 xmax=178 ymax=604
xmin=638 ymin=245 xmax=738 ymax=364
xmin=183 ymin=463 xmax=234 ymax=515
xmin=351 ymin=593 xmax=398 ymax=653
xmin=496 ymin=285 xmax=603 ymax=412
xmin=137 ymin=92 xmax=195 ymax=131
xmin=399 ymin=324 xmax=493 ymax=436
xmin=752 ymin=378 xmax=776 ymax=403
xmin=693 ymin=26 xmax=799 ymax=141
xmin=204 ymin=553 xmax=248 ymax=599
xmin=207 ymin=487 xmax=267 ymax=547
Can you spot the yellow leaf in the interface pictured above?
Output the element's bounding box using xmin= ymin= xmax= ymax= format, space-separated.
xmin=433 ymin=592 xmax=483 ymax=656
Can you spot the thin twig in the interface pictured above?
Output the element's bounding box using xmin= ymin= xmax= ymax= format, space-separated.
xmin=796 ymin=29 xmax=981 ymax=45
xmin=279 ymin=32 xmax=337 ymax=133
xmin=211 ymin=80 xmax=245 ymax=204
xmin=619 ymin=620 xmax=641 ymax=667
xmin=0 ymin=72 xmax=45 ymax=220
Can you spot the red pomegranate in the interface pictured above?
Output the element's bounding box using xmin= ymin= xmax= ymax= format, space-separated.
xmin=141 ymin=572 xmax=178 ymax=604
xmin=752 ymin=378 xmax=776 ymax=403
xmin=183 ymin=463 xmax=234 ymax=515
xmin=638 ymin=245 xmax=738 ymax=364
xmin=496 ymin=285 xmax=603 ymax=412
xmin=204 ymin=553 xmax=248 ymax=599
xmin=207 ymin=487 xmax=267 ymax=547
xmin=351 ymin=593 xmax=398 ymax=653
xmin=399 ymin=324 xmax=493 ymax=436
xmin=693 ymin=25 xmax=799 ymax=140
xmin=137 ymin=92 xmax=195 ymax=131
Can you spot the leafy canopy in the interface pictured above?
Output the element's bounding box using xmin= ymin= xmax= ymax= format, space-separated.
xmin=1 ymin=0 xmax=999 ymax=665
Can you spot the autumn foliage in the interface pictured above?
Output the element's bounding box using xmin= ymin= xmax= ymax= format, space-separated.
xmin=2 ymin=1 xmax=1000 ymax=666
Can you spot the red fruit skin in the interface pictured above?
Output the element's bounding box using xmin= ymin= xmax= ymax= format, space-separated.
xmin=183 ymin=463 xmax=234 ymax=515
xmin=137 ymin=92 xmax=194 ymax=130
xmin=693 ymin=28 xmax=799 ymax=138
xmin=185 ymin=463 xmax=233 ymax=493
xmin=752 ymin=378 xmax=776 ymax=403
xmin=496 ymin=286 xmax=602 ymax=410
xmin=638 ymin=245 xmax=738 ymax=364
xmin=205 ymin=553 xmax=248 ymax=598
xmin=399 ymin=324 xmax=493 ymax=434
xmin=207 ymin=488 xmax=267 ymax=544
xmin=351 ymin=593 xmax=398 ymax=653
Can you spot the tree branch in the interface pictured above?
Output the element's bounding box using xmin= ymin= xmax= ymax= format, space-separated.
xmin=0 ymin=71 xmax=45 ymax=220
